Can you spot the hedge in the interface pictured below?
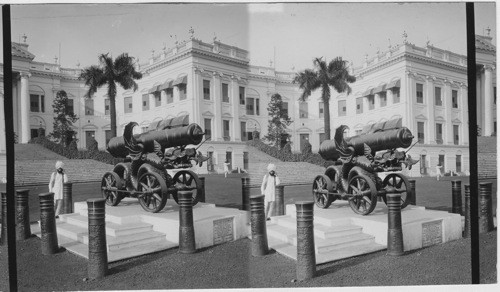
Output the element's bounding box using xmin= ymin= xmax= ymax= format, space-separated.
xmin=30 ymin=136 xmax=123 ymax=165
xmin=246 ymin=139 xmax=334 ymax=168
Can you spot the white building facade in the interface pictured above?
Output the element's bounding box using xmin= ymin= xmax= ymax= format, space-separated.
xmin=0 ymin=34 xmax=496 ymax=177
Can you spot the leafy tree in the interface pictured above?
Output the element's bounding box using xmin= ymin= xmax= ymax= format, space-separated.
xmin=294 ymin=57 xmax=356 ymax=141
xmin=264 ymin=93 xmax=292 ymax=149
xmin=80 ymin=53 xmax=142 ymax=138
xmin=48 ymin=90 xmax=78 ymax=146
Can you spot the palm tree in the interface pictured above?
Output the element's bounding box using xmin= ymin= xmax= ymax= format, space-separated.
xmin=294 ymin=57 xmax=356 ymax=141
xmin=80 ymin=53 xmax=143 ymax=138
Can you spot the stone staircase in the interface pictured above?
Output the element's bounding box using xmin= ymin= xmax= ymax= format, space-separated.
xmin=13 ymin=143 xmax=113 ymax=186
xmin=266 ymin=212 xmax=385 ymax=264
xmin=247 ymin=161 xmax=325 ymax=187
xmin=31 ymin=200 xmax=177 ymax=263
xmin=478 ymin=137 xmax=497 ymax=179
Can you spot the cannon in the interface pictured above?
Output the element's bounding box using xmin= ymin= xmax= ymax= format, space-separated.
xmin=101 ymin=115 xmax=208 ymax=213
xmin=312 ymin=118 xmax=419 ymax=215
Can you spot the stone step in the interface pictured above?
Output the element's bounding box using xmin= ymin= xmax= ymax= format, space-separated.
xmin=55 ymin=221 xmax=166 ymax=252
xmin=57 ymin=233 xmax=176 ymax=263
xmin=59 ymin=213 xmax=153 ymax=236
xmin=270 ymin=216 xmax=361 ymax=239
xmin=267 ymin=235 xmax=385 ymax=265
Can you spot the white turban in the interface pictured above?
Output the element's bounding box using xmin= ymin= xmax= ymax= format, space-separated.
xmin=55 ymin=161 xmax=64 ymax=169
xmin=267 ymin=163 xmax=276 ymax=172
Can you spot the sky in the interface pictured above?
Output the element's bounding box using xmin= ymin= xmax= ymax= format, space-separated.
xmin=0 ymin=2 xmax=497 ymax=72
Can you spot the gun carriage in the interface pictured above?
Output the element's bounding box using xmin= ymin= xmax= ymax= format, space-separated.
xmin=313 ymin=118 xmax=419 ymax=215
xmin=102 ymin=115 xmax=208 ymax=213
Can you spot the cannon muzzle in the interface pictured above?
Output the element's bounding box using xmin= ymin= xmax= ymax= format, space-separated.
xmin=319 ymin=127 xmax=414 ymax=161
xmin=107 ymin=123 xmax=204 ymax=158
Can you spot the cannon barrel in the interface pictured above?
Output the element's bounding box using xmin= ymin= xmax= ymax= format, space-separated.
xmin=107 ymin=123 xmax=204 ymax=158
xmin=319 ymin=127 xmax=414 ymax=161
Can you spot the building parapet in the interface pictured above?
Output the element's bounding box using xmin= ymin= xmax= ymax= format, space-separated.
xmin=354 ymin=42 xmax=467 ymax=75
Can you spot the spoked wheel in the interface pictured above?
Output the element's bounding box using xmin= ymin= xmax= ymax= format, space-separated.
xmin=347 ymin=173 xmax=378 ymax=215
xmin=312 ymin=175 xmax=333 ymax=209
xmin=101 ymin=172 xmax=123 ymax=206
xmin=172 ymin=170 xmax=202 ymax=206
xmin=324 ymin=165 xmax=341 ymax=199
xmin=382 ymin=173 xmax=412 ymax=210
xmin=137 ymin=171 xmax=168 ymax=213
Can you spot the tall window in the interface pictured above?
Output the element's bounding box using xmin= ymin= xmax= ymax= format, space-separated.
xmin=222 ymin=83 xmax=229 ymax=103
xmin=256 ymin=98 xmax=260 ymax=115
xmin=338 ymin=100 xmax=346 ymax=116
xmin=438 ymin=154 xmax=445 ymax=170
xmin=124 ymin=96 xmax=133 ymax=113
xmin=66 ymin=99 xmax=74 ymax=115
xmin=104 ymin=99 xmax=110 ymax=115
xmin=392 ymin=88 xmax=400 ymax=103
xmin=420 ymin=154 xmax=427 ymax=175
xmin=281 ymin=102 xmax=289 ymax=117
xmin=154 ymin=91 xmax=161 ymax=107
xmin=240 ymin=122 xmax=247 ymax=141
xmin=356 ymin=98 xmax=363 ymax=114
xmin=223 ymin=120 xmax=230 ymax=141
xmin=453 ymin=125 xmax=459 ymax=145
xmin=204 ymin=118 xmax=212 ymax=141
xmin=417 ymin=121 xmax=425 ymax=143
xmin=319 ymin=102 xmax=324 ymax=118
xmin=416 ymin=83 xmax=424 ymax=103
xmin=368 ymin=95 xmax=375 ymax=110
xmin=319 ymin=133 xmax=326 ymax=145
xmin=452 ymin=90 xmax=458 ymax=108
xmin=30 ymin=94 xmax=45 ymax=112
xmin=494 ymin=87 xmax=497 ymax=104
xmin=166 ymin=88 xmax=173 ymax=104
xmin=239 ymin=86 xmax=245 ymax=105
xmin=380 ymin=92 xmax=387 ymax=107
xmin=178 ymin=84 xmax=187 ymax=100
xmin=299 ymin=102 xmax=308 ymax=118
xmin=435 ymin=123 xmax=443 ymax=144
xmin=142 ymin=94 xmax=149 ymax=111
xmin=434 ymin=87 xmax=442 ymax=106
xmin=203 ymin=80 xmax=211 ymax=100
xmin=246 ymin=97 xmax=255 ymax=115
xmin=85 ymin=99 xmax=94 ymax=116
xmin=456 ymin=155 xmax=462 ymax=173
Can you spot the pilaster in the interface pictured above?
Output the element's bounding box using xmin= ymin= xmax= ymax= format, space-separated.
xmin=425 ymin=75 xmax=436 ymax=144
xmin=213 ymin=71 xmax=223 ymax=141
xmin=444 ymin=79 xmax=453 ymax=144
xmin=231 ymin=75 xmax=241 ymax=141
xmin=484 ymin=65 xmax=494 ymax=136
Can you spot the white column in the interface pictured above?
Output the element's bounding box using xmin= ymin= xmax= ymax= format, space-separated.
xmin=425 ymin=76 xmax=435 ymax=144
xmin=19 ymin=72 xmax=31 ymax=143
xmin=483 ymin=65 xmax=494 ymax=136
xmin=404 ymin=72 xmax=413 ymax=133
xmin=192 ymin=68 xmax=202 ymax=125
xmin=231 ymin=77 xmax=241 ymax=141
xmin=444 ymin=81 xmax=453 ymax=144
xmin=212 ymin=72 xmax=223 ymax=141
xmin=476 ymin=71 xmax=483 ymax=134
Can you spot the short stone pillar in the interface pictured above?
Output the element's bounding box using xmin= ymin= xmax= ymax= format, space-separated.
xmin=451 ymin=180 xmax=463 ymax=215
xmin=408 ymin=179 xmax=416 ymax=205
xmin=87 ymin=198 xmax=108 ymax=279
xmin=479 ymin=182 xmax=494 ymax=233
xmin=178 ymin=190 xmax=196 ymax=254
xmin=295 ymin=201 xmax=316 ymax=281
xmin=250 ymin=195 xmax=268 ymax=256
xmin=241 ymin=177 xmax=251 ymax=211
xmin=63 ymin=182 xmax=73 ymax=214
xmin=198 ymin=177 xmax=206 ymax=203
xmin=39 ymin=192 xmax=59 ymax=255
xmin=16 ymin=189 xmax=31 ymax=240
xmin=274 ymin=185 xmax=285 ymax=216
xmin=0 ymin=192 xmax=8 ymax=246
xmin=464 ymin=184 xmax=471 ymax=238
xmin=387 ymin=193 xmax=404 ymax=256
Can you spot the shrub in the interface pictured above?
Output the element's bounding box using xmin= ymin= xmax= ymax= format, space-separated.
xmin=30 ymin=136 xmax=122 ymax=165
xmin=247 ymin=139 xmax=334 ymax=168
